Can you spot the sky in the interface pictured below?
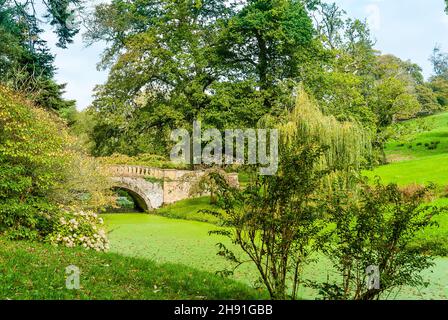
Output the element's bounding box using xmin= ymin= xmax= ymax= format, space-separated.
xmin=41 ymin=0 xmax=448 ymax=110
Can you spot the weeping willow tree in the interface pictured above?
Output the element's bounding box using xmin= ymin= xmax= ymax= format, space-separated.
xmin=278 ymin=88 xmax=371 ymax=189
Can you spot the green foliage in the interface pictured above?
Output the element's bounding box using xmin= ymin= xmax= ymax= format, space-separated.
xmin=430 ymin=46 xmax=448 ymax=78
xmin=0 ymin=1 xmax=78 ymax=116
xmin=416 ymin=84 xmax=442 ymax=114
xmin=315 ymin=182 xmax=445 ymax=300
xmin=428 ymin=76 xmax=448 ymax=108
xmin=188 ymin=168 xmax=237 ymax=205
xmin=3 ymin=0 xmax=83 ymax=48
xmin=0 ymin=87 xmax=113 ymax=241
xmin=84 ymin=0 xmax=441 ymax=160
xmin=199 ymin=89 xmax=371 ymax=300
xmin=98 ymin=153 xmax=188 ymax=170
xmin=370 ymin=55 xmax=423 ymax=127
xmin=205 ymin=141 xmax=329 ymax=300
xmin=156 ymin=197 xmax=221 ymax=224
xmin=0 ymin=87 xmax=71 ymax=239
xmin=280 ymin=89 xmax=371 ymax=179
xmin=86 ymin=0 xmax=319 ymax=156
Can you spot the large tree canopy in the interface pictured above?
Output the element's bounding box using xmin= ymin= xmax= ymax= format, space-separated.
xmin=87 ymin=0 xmax=320 ymax=156
xmin=84 ymin=0 xmax=448 ymax=161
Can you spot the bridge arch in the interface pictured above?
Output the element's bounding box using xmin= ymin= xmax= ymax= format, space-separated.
xmin=111 ymin=177 xmax=164 ymax=212
xmin=113 ymin=186 xmax=151 ymax=212
xmin=107 ymin=165 xmax=239 ymax=211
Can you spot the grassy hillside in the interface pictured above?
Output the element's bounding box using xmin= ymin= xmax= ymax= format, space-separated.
xmin=0 ymin=237 xmax=263 ymax=300
xmin=366 ymin=112 xmax=448 ymax=256
xmin=371 ymin=112 xmax=448 ymax=186
xmin=369 ymin=153 xmax=448 ymax=186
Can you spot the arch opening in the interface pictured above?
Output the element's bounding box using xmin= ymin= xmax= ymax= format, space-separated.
xmin=110 ymin=187 xmax=150 ymax=213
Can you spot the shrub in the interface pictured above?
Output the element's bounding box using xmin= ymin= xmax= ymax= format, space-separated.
xmin=47 ymin=210 xmax=109 ymax=252
xmin=399 ymin=183 xmax=434 ymax=202
xmin=0 ymin=87 xmax=69 ymax=239
xmin=207 ymin=143 xmax=329 ymax=300
xmin=313 ymin=181 xmax=446 ymax=300
xmin=0 ymin=86 xmax=114 ymax=242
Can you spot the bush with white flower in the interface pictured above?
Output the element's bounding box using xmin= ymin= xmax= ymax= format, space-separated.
xmin=47 ymin=210 xmax=109 ymax=252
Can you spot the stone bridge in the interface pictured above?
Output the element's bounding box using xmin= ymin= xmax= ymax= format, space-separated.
xmin=108 ymin=165 xmax=239 ymax=212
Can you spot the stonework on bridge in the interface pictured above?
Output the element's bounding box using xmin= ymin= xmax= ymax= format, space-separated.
xmin=108 ymin=165 xmax=239 ymax=211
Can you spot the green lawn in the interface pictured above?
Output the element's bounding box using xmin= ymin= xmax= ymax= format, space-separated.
xmin=0 ymin=237 xmax=263 ymax=300
xmin=366 ymin=153 xmax=448 ymax=186
xmin=104 ymin=214 xmax=448 ymax=300
xmin=370 ymin=112 xmax=448 ymax=187
xmin=156 ymin=197 xmax=221 ymax=224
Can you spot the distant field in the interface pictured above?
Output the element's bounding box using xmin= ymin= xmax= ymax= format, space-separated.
xmin=367 ymin=153 xmax=448 ymax=186
xmin=370 ymin=112 xmax=448 ymax=187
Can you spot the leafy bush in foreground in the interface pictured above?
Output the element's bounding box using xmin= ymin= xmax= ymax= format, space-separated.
xmin=0 ymin=86 xmax=113 ymax=244
xmin=314 ymin=182 xmax=446 ymax=300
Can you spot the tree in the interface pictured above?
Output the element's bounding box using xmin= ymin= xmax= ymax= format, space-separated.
xmin=428 ymin=76 xmax=448 ymax=108
xmin=4 ymin=0 xmax=83 ymax=48
xmin=308 ymin=7 xmax=379 ymax=133
xmin=430 ymin=46 xmax=448 ymax=79
xmin=87 ymin=0 xmax=232 ymax=156
xmin=416 ymin=84 xmax=442 ymax=114
xmin=311 ymin=2 xmax=346 ymax=50
xmin=0 ymin=86 xmax=113 ymax=240
xmin=427 ymin=46 xmax=448 ymax=109
xmin=0 ymin=1 xmax=79 ymax=115
xmin=217 ymin=0 xmax=317 ymax=109
xmin=86 ymin=0 xmax=320 ymax=156
xmin=369 ymin=55 xmax=423 ymax=127
xmin=206 ymin=91 xmax=369 ymax=300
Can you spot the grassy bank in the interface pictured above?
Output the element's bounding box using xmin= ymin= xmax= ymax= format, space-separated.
xmin=156 ymin=197 xmax=220 ymax=224
xmin=0 ymin=237 xmax=264 ymax=300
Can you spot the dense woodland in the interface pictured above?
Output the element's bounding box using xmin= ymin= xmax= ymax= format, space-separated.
xmin=80 ymin=0 xmax=448 ymax=164
xmin=2 ymin=1 xmax=448 ymax=161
